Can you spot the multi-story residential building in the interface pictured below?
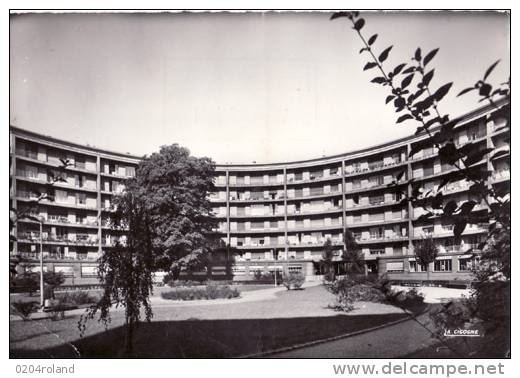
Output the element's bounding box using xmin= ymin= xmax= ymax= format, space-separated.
xmin=10 ymin=127 xmax=140 ymax=286
xmin=9 ymin=99 xmax=510 ymax=286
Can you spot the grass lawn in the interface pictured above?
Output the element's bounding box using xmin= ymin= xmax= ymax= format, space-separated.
xmin=10 ymin=285 xmax=408 ymax=358
xmin=10 ymin=313 xmax=407 ymax=358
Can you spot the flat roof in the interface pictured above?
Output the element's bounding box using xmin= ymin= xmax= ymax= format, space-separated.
xmin=10 ymin=97 xmax=508 ymax=169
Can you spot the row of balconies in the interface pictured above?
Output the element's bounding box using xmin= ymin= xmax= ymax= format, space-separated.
xmin=12 ymin=251 xmax=99 ymax=261
xmin=17 ymin=232 xmax=100 ymax=245
xmin=14 ymin=145 xmax=138 ymax=179
xmin=215 ymin=158 xmax=409 ymax=187
xmin=212 ymin=165 xmax=509 ymax=205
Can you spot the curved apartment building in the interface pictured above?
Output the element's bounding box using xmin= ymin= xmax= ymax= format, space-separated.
xmin=10 ymin=100 xmax=510 ymax=286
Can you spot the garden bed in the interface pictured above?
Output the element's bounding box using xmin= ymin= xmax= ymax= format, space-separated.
xmin=160 ymin=284 xmax=240 ymax=301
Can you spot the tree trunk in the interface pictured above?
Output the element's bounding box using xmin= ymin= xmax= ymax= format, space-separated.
xmin=124 ymin=317 xmax=134 ymax=357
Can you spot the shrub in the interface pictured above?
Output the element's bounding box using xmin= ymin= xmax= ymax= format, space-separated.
xmin=160 ymin=284 xmax=240 ymax=301
xmin=55 ymin=290 xmax=99 ymax=305
xmin=326 ymin=276 xmax=386 ymax=312
xmin=282 ymin=271 xmax=305 ymax=290
xmin=253 ymin=270 xmax=282 ymax=284
xmin=323 ymin=271 xmax=336 ymax=283
xmin=43 ymin=271 xmax=66 ymax=288
xmin=9 ymin=274 xmax=39 ymax=296
xmin=398 ymin=288 xmax=425 ymax=311
xmin=11 ymin=300 xmax=39 ymax=321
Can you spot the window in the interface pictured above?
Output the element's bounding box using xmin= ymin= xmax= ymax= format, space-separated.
xmin=434 ymin=259 xmax=452 ymax=272
xmin=370 ymin=227 xmax=384 ymax=239
xmin=423 ymin=146 xmax=434 ymax=157
xmin=444 ymin=239 xmax=460 ymax=252
xmin=250 ymin=176 xmax=263 ymax=184
xmin=352 ymin=194 xmax=359 ymax=206
xmin=75 ymin=156 xmax=86 ymax=170
xmin=370 ymin=249 xmax=385 ymax=255
xmin=76 ymin=193 xmax=86 ymax=205
xmin=409 ymin=260 xmax=426 ymax=272
xmin=55 ymin=266 xmax=74 ymax=277
xmin=369 ymin=212 xmax=384 ymax=222
xmin=75 ymin=175 xmax=84 ymax=188
xmin=423 ymin=163 xmax=434 ymax=177
xmin=310 ymin=186 xmax=324 ymax=196
xmin=369 ymin=195 xmax=384 ymax=205
xmin=55 ymin=189 xmax=68 ymax=203
xmin=369 ymin=160 xmax=384 ymax=171
xmin=392 ymin=153 xmax=401 ymax=164
xmin=392 ymin=209 xmax=402 ymax=219
xmin=369 ymin=176 xmax=384 ymax=187
xmin=459 ymin=257 xmax=474 ymax=271
xmin=386 ymin=262 xmax=404 ymax=272
xmin=422 ymin=226 xmax=434 ymax=236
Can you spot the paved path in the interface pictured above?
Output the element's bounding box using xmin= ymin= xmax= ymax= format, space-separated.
xmin=269 ymin=312 xmax=438 ymax=358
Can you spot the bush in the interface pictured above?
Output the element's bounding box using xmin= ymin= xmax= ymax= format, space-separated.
xmin=55 ymin=290 xmax=99 ymax=305
xmin=282 ymin=271 xmax=305 ymax=290
xmin=326 ymin=276 xmax=387 ymax=312
xmin=11 ymin=300 xmax=39 ymax=321
xmin=253 ymin=270 xmax=282 ymax=284
xmin=43 ymin=271 xmax=66 ymax=288
xmin=323 ymin=271 xmax=336 ymax=283
xmin=398 ymin=288 xmax=425 ymax=311
xmin=161 ymin=284 xmax=240 ymax=301
xmin=9 ymin=274 xmax=39 ymax=295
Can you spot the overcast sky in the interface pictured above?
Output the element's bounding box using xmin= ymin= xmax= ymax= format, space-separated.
xmin=10 ymin=11 xmax=510 ymax=164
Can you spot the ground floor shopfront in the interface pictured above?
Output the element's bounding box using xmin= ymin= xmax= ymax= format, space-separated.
xmin=11 ymin=252 xmax=475 ymax=288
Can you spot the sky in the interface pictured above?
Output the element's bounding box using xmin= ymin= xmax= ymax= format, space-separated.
xmin=10 ymin=11 xmax=510 ymax=164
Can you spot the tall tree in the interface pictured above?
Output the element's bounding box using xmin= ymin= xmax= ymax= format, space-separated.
xmin=78 ymin=144 xmax=217 ymax=355
xmin=414 ymin=236 xmax=439 ymax=283
xmin=321 ymin=238 xmax=335 ymax=280
xmin=342 ymin=229 xmax=365 ymax=275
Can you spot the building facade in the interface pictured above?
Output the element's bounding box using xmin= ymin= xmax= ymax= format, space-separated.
xmin=9 ymin=100 xmax=510 ymax=286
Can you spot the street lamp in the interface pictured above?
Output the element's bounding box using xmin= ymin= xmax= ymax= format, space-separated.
xmin=272 ymin=249 xmax=277 ymax=287
xmin=38 ymin=217 xmax=44 ymax=308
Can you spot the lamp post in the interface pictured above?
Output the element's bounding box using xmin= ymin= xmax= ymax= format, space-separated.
xmin=272 ymin=249 xmax=277 ymax=287
xmin=39 ymin=218 xmax=44 ymax=308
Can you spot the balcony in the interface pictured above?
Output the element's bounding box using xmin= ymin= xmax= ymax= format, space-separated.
xmin=17 ymin=232 xmax=99 ymax=246
xmin=491 ymin=170 xmax=510 ymax=182
xmin=12 ymin=251 xmax=99 ymax=261
xmin=15 ymin=152 xmax=98 ymax=175
xmin=356 ymin=235 xmax=409 ymax=244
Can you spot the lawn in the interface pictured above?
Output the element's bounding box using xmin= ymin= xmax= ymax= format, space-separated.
xmin=10 ymin=285 xmax=409 ymax=358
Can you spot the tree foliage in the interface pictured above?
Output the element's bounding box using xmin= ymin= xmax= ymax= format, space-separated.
xmin=414 ymin=236 xmax=439 ymax=281
xmin=331 ymin=11 xmax=510 ymax=356
xmin=342 ymin=229 xmax=365 ymax=274
xmin=78 ymin=144 xmax=216 ymax=355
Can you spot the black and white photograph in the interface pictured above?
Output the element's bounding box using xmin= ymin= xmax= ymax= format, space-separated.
xmin=8 ymin=7 xmax=511 ymax=366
